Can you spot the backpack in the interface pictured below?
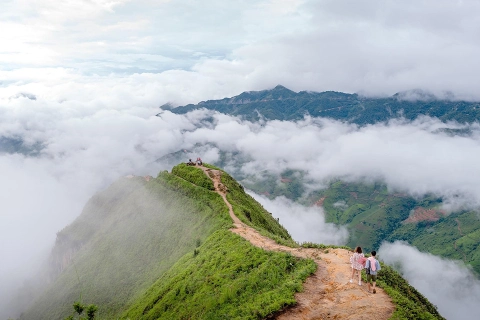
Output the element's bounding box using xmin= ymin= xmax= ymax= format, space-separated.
xmin=358 ymin=256 xmax=367 ymax=266
xmin=365 ymin=257 xmax=376 ymax=274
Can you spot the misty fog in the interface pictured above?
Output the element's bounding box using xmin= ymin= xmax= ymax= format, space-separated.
xmin=247 ymin=192 xmax=348 ymax=245
xmin=379 ymin=242 xmax=480 ymax=320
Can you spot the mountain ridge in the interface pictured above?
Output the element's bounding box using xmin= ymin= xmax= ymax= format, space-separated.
xmin=166 ymin=85 xmax=480 ymax=125
xmin=15 ymin=163 xmax=444 ymax=320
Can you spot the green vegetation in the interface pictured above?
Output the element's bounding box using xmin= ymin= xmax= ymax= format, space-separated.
xmin=242 ymin=171 xmax=480 ymax=276
xmin=171 ymin=163 xmax=215 ymax=191
xmin=122 ymin=230 xmax=316 ymax=320
xmin=374 ymin=263 xmax=445 ymax=320
xmin=64 ymin=302 xmax=98 ymax=320
xmin=21 ymin=168 xmax=231 ymax=320
xmin=218 ymin=168 xmax=296 ymax=246
xmin=387 ymin=210 xmax=480 ymax=275
xmin=20 ymin=163 xmax=304 ymax=320
xmin=19 ymin=162 xmax=446 ymax=320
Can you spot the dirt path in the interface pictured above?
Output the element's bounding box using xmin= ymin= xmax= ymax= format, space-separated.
xmin=200 ymin=166 xmax=395 ymax=319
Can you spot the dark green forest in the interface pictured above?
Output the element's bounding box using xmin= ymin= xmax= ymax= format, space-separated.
xmin=169 ymin=85 xmax=480 ymax=125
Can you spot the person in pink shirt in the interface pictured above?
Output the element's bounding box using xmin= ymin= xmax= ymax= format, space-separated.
xmin=349 ymin=246 xmax=365 ymax=285
xmin=365 ymin=250 xmax=381 ymax=293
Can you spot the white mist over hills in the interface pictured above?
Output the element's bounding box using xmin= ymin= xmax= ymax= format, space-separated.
xmin=379 ymin=242 xmax=480 ymax=320
xmin=3 ymin=0 xmax=480 ymax=318
xmin=247 ymin=192 xmax=349 ymax=245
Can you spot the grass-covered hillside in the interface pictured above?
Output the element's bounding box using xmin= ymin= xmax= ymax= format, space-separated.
xmin=18 ymin=163 xmax=447 ymax=320
xmin=122 ymin=230 xmax=315 ymax=320
xmin=19 ymin=164 xmax=312 ymax=320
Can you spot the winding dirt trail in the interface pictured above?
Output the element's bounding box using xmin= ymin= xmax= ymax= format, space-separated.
xmin=200 ymin=166 xmax=395 ymax=319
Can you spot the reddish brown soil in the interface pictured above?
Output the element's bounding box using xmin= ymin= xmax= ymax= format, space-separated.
xmin=314 ymin=197 xmax=326 ymax=207
xmin=404 ymin=207 xmax=446 ymax=223
xmin=200 ymin=167 xmax=395 ymax=320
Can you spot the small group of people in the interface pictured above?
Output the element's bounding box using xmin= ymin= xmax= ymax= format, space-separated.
xmin=349 ymin=246 xmax=381 ymax=294
xmin=186 ymin=157 xmax=203 ymax=166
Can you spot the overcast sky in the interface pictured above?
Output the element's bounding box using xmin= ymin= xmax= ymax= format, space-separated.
xmin=2 ymin=0 xmax=480 ymax=102
xmin=2 ymin=0 xmax=480 ymax=319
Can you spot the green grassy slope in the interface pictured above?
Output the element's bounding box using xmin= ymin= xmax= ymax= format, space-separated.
xmin=211 ymin=164 xmax=295 ymax=246
xmin=21 ymin=168 xmax=230 ymax=320
xmin=387 ymin=210 xmax=480 ymax=275
xmin=310 ymin=181 xmax=415 ymax=251
xmin=20 ymin=164 xmax=308 ymax=320
xmin=122 ymin=230 xmax=316 ymax=320
xmin=19 ymin=163 xmax=446 ymax=320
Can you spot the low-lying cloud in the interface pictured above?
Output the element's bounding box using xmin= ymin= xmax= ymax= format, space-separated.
xmin=247 ymin=192 xmax=348 ymax=245
xmin=379 ymin=241 xmax=480 ymax=320
xmin=180 ymin=112 xmax=480 ymax=210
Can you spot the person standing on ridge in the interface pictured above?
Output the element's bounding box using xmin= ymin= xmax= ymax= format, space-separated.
xmin=365 ymin=250 xmax=381 ymax=294
xmin=350 ymin=246 xmax=365 ymax=285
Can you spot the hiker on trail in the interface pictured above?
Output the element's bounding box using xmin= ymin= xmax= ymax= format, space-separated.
xmin=365 ymin=250 xmax=381 ymax=294
xmin=350 ymin=246 xmax=366 ymax=285
xmin=196 ymin=157 xmax=203 ymax=165
xmin=187 ymin=159 xmax=195 ymax=166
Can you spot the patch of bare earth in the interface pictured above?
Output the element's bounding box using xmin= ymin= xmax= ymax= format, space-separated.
xmin=313 ymin=197 xmax=326 ymax=207
xmin=200 ymin=167 xmax=395 ymax=320
xmin=404 ymin=207 xmax=446 ymax=223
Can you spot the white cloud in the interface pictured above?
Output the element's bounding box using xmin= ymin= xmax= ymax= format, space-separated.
xmin=379 ymin=241 xmax=480 ymax=320
xmin=248 ymin=192 xmax=348 ymax=245
xmin=2 ymin=0 xmax=480 ymax=97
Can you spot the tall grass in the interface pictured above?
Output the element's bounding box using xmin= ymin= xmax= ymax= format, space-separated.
xmin=122 ymin=230 xmax=316 ymax=320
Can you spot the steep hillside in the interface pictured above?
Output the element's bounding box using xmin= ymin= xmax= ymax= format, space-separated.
xmin=20 ymin=169 xmax=231 ymax=320
xmin=122 ymin=164 xmax=443 ymax=320
xmin=18 ymin=164 xmax=444 ymax=320
xmin=18 ymin=164 xmax=301 ymax=319
xmin=168 ymin=85 xmax=480 ymax=125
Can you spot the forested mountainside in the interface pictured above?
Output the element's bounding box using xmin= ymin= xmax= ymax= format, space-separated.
xmin=168 ymin=85 xmax=480 ymax=125
xmin=15 ymin=164 xmax=442 ymax=320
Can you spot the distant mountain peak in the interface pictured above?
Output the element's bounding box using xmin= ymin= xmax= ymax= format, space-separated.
xmin=393 ymin=89 xmax=437 ymax=101
xmin=271 ymin=84 xmax=292 ymax=91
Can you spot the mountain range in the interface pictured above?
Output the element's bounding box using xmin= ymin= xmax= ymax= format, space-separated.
xmin=168 ymin=85 xmax=480 ymax=125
